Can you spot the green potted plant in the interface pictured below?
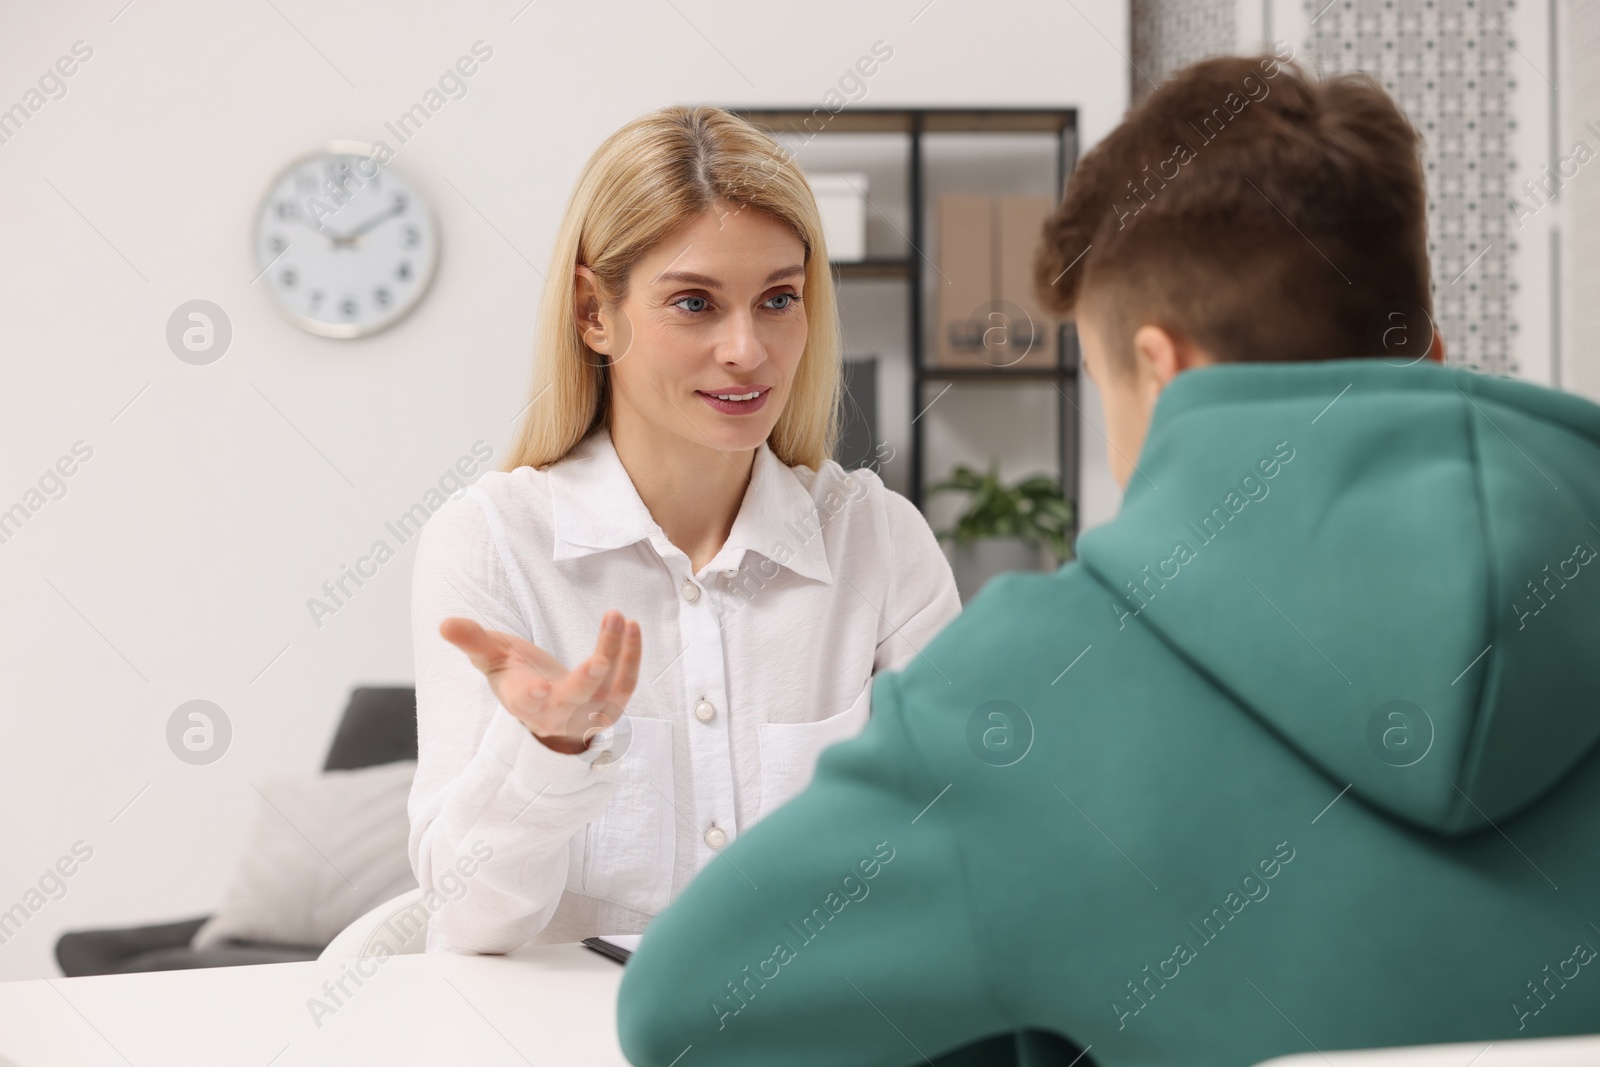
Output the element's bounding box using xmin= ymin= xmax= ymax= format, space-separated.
xmin=926 ymin=460 xmax=1075 ymax=602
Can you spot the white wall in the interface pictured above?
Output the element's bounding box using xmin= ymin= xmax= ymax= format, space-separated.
xmin=0 ymin=0 xmax=1127 ymax=980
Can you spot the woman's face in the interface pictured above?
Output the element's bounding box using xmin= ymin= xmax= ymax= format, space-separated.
xmin=577 ymin=200 xmax=809 ymax=456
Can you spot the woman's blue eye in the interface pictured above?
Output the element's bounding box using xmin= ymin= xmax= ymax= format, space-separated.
xmin=672 ymin=292 xmax=799 ymax=314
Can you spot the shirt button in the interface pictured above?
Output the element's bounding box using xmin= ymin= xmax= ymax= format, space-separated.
xmin=680 ymin=578 xmax=701 ymax=602
xmin=694 ymin=699 xmax=716 ymax=723
xmin=704 ymin=823 xmax=727 ymax=849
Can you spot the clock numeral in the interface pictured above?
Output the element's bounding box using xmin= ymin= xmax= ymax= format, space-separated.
xmin=274 ymin=200 xmax=299 ymax=221
xmin=308 ymin=289 xmax=324 ymax=310
xmin=279 ymin=267 xmax=298 ymax=289
xmin=391 ymin=191 xmax=408 ymax=214
xmin=323 ymin=159 xmax=358 ymax=197
xmin=340 ymin=297 xmax=358 ymax=320
xmin=403 ymin=225 xmax=420 ymax=250
xmin=267 ymin=235 xmax=287 ymax=255
xmin=373 ymin=287 xmax=391 ymax=309
xmin=396 ymin=261 xmax=412 ymax=282
xmin=294 ymin=171 xmax=318 ymax=192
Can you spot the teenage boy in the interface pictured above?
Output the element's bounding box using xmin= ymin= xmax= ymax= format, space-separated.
xmin=616 ymin=53 xmax=1600 ymax=1066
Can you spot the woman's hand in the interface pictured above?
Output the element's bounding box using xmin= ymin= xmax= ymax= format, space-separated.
xmin=439 ymin=609 xmax=643 ymax=756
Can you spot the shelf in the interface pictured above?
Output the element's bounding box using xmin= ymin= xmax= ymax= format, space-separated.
xmin=735 ymin=110 xmax=914 ymax=134
xmin=730 ymin=108 xmax=1076 ymax=137
xmin=921 ymin=366 xmax=1077 ymax=382
xmin=830 ymin=258 xmax=912 ymax=280
xmin=921 ymin=110 xmax=1076 ymax=134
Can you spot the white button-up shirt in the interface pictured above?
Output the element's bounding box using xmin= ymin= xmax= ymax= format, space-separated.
xmin=408 ymin=425 xmax=961 ymax=953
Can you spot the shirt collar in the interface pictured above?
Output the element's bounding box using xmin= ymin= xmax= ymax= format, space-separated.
xmin=547 ymin=425 xmax=833 ymax=585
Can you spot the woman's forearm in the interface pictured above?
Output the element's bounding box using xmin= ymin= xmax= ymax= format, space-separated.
xmin=408 ymin=491 xmax=618 ymax=953
xmin=408 ymin=702 xmax=617 ymax=953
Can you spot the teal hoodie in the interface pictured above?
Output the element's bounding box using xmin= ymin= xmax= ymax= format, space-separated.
xmin=617 ymin=359 xmax=1600 ymax=1067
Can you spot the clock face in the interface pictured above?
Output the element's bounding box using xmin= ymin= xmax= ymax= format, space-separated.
xmin=253 ymin=142 xmax=439 ymax=338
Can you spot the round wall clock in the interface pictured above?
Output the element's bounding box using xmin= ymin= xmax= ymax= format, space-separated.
xmin=252 ymin=141 xmax=440 ymax=339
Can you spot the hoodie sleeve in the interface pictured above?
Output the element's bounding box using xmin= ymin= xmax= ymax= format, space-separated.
xmin=407 ymin=490 xmax=618 ymax=954
xmin=616 ymin=667 xmax=1013 ymax=1066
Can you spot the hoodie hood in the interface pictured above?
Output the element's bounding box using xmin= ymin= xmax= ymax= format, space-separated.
xmin=1076 ymin=359 xmax=1600 ymax=836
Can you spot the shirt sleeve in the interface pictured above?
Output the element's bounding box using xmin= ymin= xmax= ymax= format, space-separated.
xmin=875 ymin=483 xmax=964 ymax=673
xmin=616 ymin=667 xmax=1011 ymax=1066
xmin=407 ymin=489 xmax=619 ymax=954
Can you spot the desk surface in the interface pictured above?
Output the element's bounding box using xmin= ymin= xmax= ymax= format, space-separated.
xmin=8 ymin=949 xmax=1599 ymax=1067
xmin=1261 ymin=1035 xmax=1600 ymax=1067
xmin=0 ymin=943 xmax=628 ymax=1067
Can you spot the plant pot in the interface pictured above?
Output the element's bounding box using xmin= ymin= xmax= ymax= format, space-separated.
xmin=948 ymin=536 xmax=1045 ymax=604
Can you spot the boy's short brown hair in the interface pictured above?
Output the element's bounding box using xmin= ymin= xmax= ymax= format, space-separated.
xmin=1034 ymin=51 xmax=1432 ymax=372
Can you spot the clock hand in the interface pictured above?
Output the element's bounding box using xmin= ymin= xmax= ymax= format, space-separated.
xmin=299 ymin=220 xmax=343 ymax=244
xmin=339 ymin=201 xmax=405 ymax=243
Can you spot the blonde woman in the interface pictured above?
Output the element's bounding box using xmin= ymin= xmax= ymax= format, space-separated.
xmin=406 ymin=106 xmax=962 ymax=954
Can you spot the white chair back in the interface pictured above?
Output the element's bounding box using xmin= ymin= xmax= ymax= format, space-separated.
xmin=318 ymin=886 xmax=429 ymax=961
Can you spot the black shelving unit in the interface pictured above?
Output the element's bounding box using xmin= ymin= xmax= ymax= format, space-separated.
xmin=729 ymin=107 xmax=1080 ymax=528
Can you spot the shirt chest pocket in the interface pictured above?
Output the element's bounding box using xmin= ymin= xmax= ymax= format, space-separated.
xmin=576 ymin=715 xmax=677 ymax=916
xmin=756 ymin=684 xmax=873 ymax=820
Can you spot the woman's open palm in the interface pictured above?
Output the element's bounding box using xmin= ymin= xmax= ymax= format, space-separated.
xmin=438 ymin=609 xmax=642 ymax=756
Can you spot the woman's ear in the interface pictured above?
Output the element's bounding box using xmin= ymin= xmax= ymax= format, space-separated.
xmin=574 ymin=265 xmax=609 ymax=353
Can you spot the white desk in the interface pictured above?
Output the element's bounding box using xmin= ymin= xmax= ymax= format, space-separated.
xmin=0 ymin=943 xmax=628 ymax=1066
xmin=1260 ymin=1037 xmax=1600 ymax=1067
xmin=7 ymin=948 xmax=1597 ymax=1067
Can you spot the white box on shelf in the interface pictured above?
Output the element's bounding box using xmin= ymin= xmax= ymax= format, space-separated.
xmin=808 ymin=172 xmax=869 ymax=262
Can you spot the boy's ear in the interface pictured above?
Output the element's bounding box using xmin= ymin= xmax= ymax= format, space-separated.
xmin=1132 ymin=324 xmax=1211 ymax=389
xmin=1428 ymin=328 xmax=1447 ymax=364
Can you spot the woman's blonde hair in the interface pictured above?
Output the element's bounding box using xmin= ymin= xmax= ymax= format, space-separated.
xmin=501 ymin=106 xmax=842 ymax=473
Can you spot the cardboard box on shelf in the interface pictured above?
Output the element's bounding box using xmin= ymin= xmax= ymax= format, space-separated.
xmin=935 ymin=195 xmax=994 ymax=367
xmin=934 ymin=193 xmax=1057 ymax=370
xmin=996 ymin=194 xmax=1058 ymax=369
